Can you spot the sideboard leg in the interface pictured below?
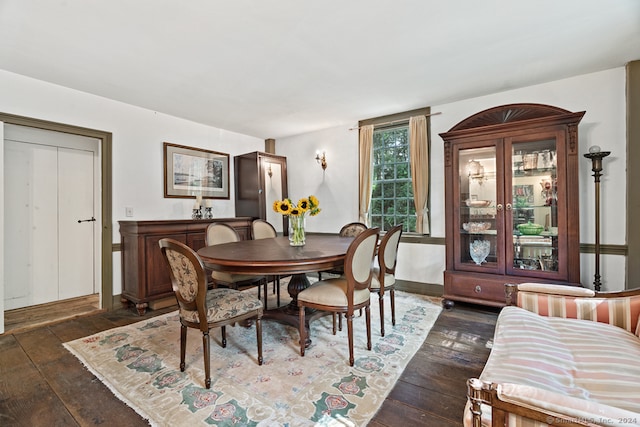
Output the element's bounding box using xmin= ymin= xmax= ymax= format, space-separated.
xmin=135 ymin=302 xmax=148 ymax=316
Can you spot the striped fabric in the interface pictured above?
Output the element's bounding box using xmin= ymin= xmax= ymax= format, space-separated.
xmin=517 ymin=289 xmax=640 ymax=336
xmin=480 ymin=307 xmax=640 ymax=415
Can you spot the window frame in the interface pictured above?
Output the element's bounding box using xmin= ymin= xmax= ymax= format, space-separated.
xmin=370 ymin=124 xmax=417 ymax=233
xmin=359 ymin=107 xmax=432 ymax=237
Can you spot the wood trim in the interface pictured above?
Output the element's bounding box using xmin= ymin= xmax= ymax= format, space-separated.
xmin=627 ymin=61 xmax=640 ymax=290
xmin=395 ymin=279 xmax=443 ymax=297
xmin=579 ymin=243 xmax=628 ymax=256
xmin=0 ymin=112 xmax=114 ymax=310
xmin=359 ymin=107 xmax=431 ymax=128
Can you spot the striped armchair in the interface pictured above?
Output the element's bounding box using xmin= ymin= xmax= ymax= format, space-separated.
xmin=465 ymin=284 xmax=640 ymax=427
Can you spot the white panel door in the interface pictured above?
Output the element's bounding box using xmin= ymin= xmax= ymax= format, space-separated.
xmin=58 ymin=147 xmax=95 ymax=299
xmin=3 ymin=125 xmax=97 ymax=309
xmin=4 ymin=141 xmax=59 ymax=309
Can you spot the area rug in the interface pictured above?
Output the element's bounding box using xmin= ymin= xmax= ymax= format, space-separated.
xmin=64 ymin=289 xmax=442 ymax=426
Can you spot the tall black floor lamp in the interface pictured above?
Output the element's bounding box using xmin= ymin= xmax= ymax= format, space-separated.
xmin=584 ymin=146 xmax=610 ymax=292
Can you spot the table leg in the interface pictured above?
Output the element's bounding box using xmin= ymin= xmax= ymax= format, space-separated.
xmin=263 ymin=273 xmax=322 ymax=347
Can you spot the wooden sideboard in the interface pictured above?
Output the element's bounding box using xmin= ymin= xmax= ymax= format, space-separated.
xmin=119 ymin=217 xmax=253 ymax=314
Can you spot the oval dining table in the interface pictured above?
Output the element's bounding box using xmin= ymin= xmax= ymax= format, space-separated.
xmin=197 ymin=234 xmax=355 ymax=345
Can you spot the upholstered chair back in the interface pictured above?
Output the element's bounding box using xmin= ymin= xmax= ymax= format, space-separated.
xmin=345 ymin=227 xmax=380 ymax=291
xmin=339 ymin=222 xmax=368 ymax=237
xmin=252 ymin=219 xmax=277 ymax=240
xmin=379 ymin=224 xmax=403 ymax=274
xmin=159 ymin=238 xmax=207 ymax=327
xmin=206 ymin=223 xmax=240 ymax=246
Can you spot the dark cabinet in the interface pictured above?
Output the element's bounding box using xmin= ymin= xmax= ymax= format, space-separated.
xmin=234 ymin=151 xmax=288 ymax=233
xmin=119 ymin=217 xmax=253 ymax=314
xmin=440 ymin=104 xmax=585 ymax=308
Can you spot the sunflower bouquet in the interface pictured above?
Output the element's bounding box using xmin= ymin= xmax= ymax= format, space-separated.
xmin=273 ymin=195 xmax=321 ymax=246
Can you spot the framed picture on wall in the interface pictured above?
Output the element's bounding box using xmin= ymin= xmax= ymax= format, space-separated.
xmin=163 ymin=142 xmax=230 ymax=199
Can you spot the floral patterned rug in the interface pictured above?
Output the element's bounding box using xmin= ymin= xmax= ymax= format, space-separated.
xmin=64 ymin=288 xmax=442 ymax=426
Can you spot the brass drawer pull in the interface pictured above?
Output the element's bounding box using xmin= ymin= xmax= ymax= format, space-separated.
xmin=474 ymin=285 xmax=482 ymax=293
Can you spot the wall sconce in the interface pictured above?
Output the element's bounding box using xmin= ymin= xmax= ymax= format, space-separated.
xmin=315 ymin=151 xmax=327 ymax=170
xmin=468 ymin=159 xmax=485 ymax=183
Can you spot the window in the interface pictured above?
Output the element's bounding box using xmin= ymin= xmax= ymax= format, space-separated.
xmin=370 ymin=125 xmax=417 ymax=232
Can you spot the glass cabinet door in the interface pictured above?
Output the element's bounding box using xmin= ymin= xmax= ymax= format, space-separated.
xmin=507 ymin=137 xmax=561 ymax=276
xmin=456 ymin=146 xmax=499 ymax=271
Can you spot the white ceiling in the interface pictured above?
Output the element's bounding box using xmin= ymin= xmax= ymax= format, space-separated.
xmin=1 ymin=1 xmax=639 ymax=139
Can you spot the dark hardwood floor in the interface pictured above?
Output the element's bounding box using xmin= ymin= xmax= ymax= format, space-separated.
xmin=0 ymin=298 xmax=498 ymax=426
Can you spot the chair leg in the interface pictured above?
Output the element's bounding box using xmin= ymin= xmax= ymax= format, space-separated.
xmin=263 ymin=280 xmax=269 ymax=310
xmin=276 ymin=276 xmax=281 ymax=306
xmin=378 ymin=291 xmax=385 ymax=337
xmin=365 ymin=305 xmax=372 ymax=351
xmin=221 ymin=326 xmax=227 ymax=347
xmin=338 ymin=312 xmax=343 ymax=331
xmin=332 ymin=313 xmax=337 ymax=335
xmin=390 ymin=289 xmax=396 ymax=326
xmin=203 ymin=331 xmax=211 ymax=389
xmin=346 ymin=312 xmax=354 ymax=366
xmin=179 ymin=324 xmax=187 ymax=372
xmin=299 ymin=305 xmax=306 ymax=357
xmin=256 ymin=316 xmax=263 ymax=365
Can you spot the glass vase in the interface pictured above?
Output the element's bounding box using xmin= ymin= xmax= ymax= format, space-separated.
xmin=470 ymin=240 xmax=490 ymax=265
xmin=289 ymin=215 xmax=306 ymax=246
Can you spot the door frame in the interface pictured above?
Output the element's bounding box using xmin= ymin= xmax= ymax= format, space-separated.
xmin=1 ymin=112 xmax=113 ymax=311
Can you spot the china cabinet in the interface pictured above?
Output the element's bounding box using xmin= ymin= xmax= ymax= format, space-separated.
xmin=440 ymin=104 xmax=585 ymax=308
xmin=234 ymin=151 xmax=289 ymax=234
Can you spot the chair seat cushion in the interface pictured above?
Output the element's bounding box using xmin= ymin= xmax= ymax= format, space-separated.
xmin=212 ymin=271 xmax=262 ymax=285
xmin=369 ymin=269 xmax=395 ymax=290
xmin=298 ymin=278 xmax=370 ymax=307
xmin=181 ymin=288 xmax=263 ymax=324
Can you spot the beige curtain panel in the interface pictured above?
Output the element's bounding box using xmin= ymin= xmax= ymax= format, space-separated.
xmin=358 ymin=124 xmax=374 ymax=226
xmin=409 ymin=115 xmax=430 ymax=234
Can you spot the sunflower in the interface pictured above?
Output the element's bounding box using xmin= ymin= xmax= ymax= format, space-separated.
xmin=297 ymin=198 xmax=310 ymax=212
xmin=274 ymin=199 xmax=293 ymax=215
xmin=272 ymin=195 xmax=320 ymax=217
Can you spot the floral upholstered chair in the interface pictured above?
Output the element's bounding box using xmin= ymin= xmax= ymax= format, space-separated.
xmin=159 ymin=238 xmax=263 ymax=389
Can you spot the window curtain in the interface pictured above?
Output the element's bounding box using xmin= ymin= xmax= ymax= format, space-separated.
xmin=409 ymin=115 xmax=430 ymax=234
xmin=358 ymin=125 xmax=374 ymax=226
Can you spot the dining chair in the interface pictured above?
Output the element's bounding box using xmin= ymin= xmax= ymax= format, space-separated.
xmin=369 ymin=224 xmax=403 ymax=337
xmin=298 ymin=227 xmax=380 ymax=366
xmin=318 ymin=221 xmax=368 ymax=280
xmin=158 ymin=238 xmax=263 ymax=389
xmin=251 ymin=219 xmax=281 ymax=306
xmin=205 ymin=223 xmax=269 ymax=308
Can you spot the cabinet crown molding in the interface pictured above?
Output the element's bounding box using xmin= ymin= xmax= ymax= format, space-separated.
xmin=441 ymin=103 xmax=585 ymax=137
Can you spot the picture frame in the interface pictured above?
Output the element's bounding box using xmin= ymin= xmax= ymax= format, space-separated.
xmin=163 ymin=142 xmax=230 ymax=199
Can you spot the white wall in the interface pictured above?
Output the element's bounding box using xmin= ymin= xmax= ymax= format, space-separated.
xmin=0 ymin=70 xmax=265 ymax=297
xmin=276 ymin=125 xmax=360 ymax=233
xmin=278 ymin=67 xmax=627 ymax=291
